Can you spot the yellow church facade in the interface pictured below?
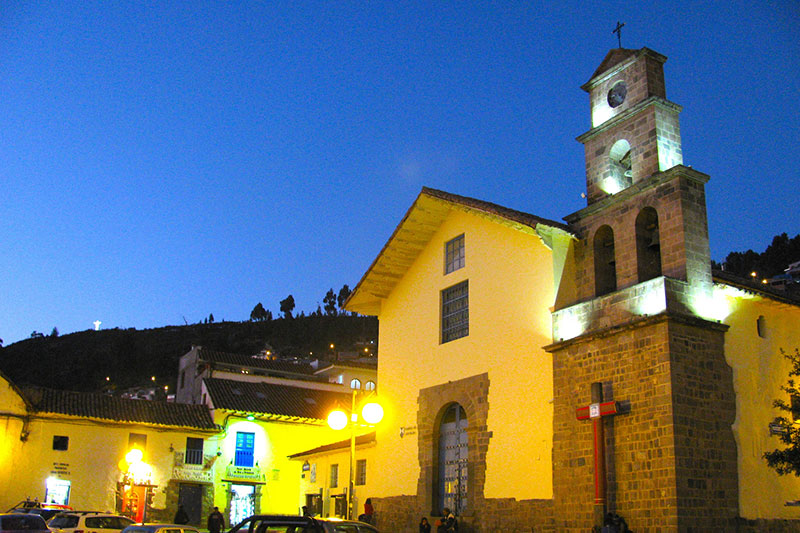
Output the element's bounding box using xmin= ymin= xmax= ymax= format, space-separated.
xmin=345 ymin=46 xmax=800 ymax=532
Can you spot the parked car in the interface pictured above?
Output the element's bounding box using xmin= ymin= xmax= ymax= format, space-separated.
xmin=49 ymin=512 xmax=135 ymax=533
xmin=0 ymin=513 xmax=50 ymax=533
xmin=120 ymin=524 xmax=201 ymax=533
xmin=228 ymin=515 xmax=379 ymax=533
xmin=7 ymin=501 xmax=73 ymax=522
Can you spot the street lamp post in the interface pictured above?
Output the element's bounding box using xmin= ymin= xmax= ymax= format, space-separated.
xmin=327 ymin=389 xmax=383 ymax=520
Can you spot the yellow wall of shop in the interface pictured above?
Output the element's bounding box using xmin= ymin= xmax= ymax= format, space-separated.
xmin=211 ymin=414 xmax=348 ymax=516
xmin=292 ymin=443 xmax=377 ymax=519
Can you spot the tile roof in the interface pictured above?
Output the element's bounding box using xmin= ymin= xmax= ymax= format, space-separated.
xmin=713 ymin=269 xmax=800 ymax=307
xmin=198 ymin=348 xmax=316 ymax=375
xmin=288 ymin=431 xmax=376 ymax=459
xmin=20 ymin=386 xmax=217 ymax=430
xmin=315 ymin=360 xmax=377 ymax=374
xmin=204 ymin=378 xmax=352 ymax=422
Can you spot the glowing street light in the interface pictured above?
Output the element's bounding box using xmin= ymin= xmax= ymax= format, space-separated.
xmin=327 ymin=390 xmax=384 ymax=520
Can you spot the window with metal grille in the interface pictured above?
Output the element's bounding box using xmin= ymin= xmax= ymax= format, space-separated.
xmin=445 ymin=234 xmax=465 ymax=274
xmin=330 ymin=464 xmax=339 ymax=488
xmin=235 ymin=432 xmax=255 ymax=467
xmin=441 ymin=281 xmax=468 ymax=343
xmin=185 ymin=437 xmax=204 ymax=465
xmin=355 ymin=459 xmax=367 ymax=485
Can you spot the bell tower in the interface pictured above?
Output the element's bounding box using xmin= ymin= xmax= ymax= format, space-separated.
xmin=578 ymin=48 xmax=683 ymax=203
xmin=547 ymin=48 xmax=738 ymax=531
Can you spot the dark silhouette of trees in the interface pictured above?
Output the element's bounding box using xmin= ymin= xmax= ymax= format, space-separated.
xmin=250 ymin=303 xmax=269 ymax=322
xmin=720 ymin=233 xmax=800 ymax=279
xmin=280 ymin=295 xmax=295 ymax=319
xmin=51 ymin=327 xmax=59 ymax=337
xmin=323 ymin=289 xmax=338 ymax=316
xmin=337 ymin=285 xmax=352 ymax=315
xmin=764 ymin=348 xmax=800 ymax=476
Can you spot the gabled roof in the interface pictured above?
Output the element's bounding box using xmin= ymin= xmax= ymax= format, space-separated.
xmin=198 ymin=348 xmax=316 ymax=376
xmin=345 ymin=187 xmax=573 ymax=315
xmin=288 ymin=431 xmax=376 ymax=459
xmin=20 ymin=386 xmax=217 ymax=430
xmin=204 ymin=378 xmax=352 ymax=422
xmin=582 ymin=47 xmax=667 ymax=89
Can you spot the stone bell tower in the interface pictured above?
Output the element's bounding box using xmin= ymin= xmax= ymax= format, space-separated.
xmin=546 ymin=48 xmax=738 ymax=531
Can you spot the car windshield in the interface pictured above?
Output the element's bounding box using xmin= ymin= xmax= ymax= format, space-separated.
xmin=49 ymin=516 xmax=79 ymax=528
xmin=0 ymin=515 xmax=47 ymax=531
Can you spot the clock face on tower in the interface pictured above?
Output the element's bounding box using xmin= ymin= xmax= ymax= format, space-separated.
xmin=607 ymin=81 xmax=627 ymax=108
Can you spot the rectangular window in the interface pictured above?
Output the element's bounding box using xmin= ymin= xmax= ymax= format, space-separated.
xmin=185 ymin=437 xmax=204 ymax=465
xmin=355 ymin=459 xmax=367 ymax=486
xmin=235 ymin=432 xmax=255 ymax=467
xmin=53 ymin=435 xmax=69 ymax=451
xmin=129 ymin=433 xmax=147 ymax=451
xmin=445 ymin=234 xmax=465 ymax=274
xmin=330 ymin=464 xmax=339 ymax=488
xmin=442 ymin=280 xmax=469 ymax=343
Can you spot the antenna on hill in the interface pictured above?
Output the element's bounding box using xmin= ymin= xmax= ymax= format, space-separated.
xmin=183 ymin=316 xmax=188 ymax=326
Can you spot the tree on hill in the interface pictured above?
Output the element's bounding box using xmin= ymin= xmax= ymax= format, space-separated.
xmin=338 ymin=284 xmax=352 ymax=315
xmin=719 ymin=233 xmax=800 ymax=279
xmin=280 ymin=295 xmax=295 ymax=319
xmin=51 ymin=327 xmax=59 ymax=337
xmin=250 ymin=303 xmax=269 ymax=322
xmin=323 ymin=289 xmax=338 ymax=316
xmin=764 ymin=348 xmax=800 ymax=476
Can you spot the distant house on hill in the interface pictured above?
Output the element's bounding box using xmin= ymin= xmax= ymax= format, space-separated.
xmin=175 ymin=346 xmax=336 ymax=405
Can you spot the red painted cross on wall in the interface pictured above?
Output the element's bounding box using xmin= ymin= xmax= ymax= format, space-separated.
xmin=576 ymin=382 xmax=629 ymax=528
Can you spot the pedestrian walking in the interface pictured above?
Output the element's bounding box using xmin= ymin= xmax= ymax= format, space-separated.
xmin=207 ymin=507 xmax=225 ymax=533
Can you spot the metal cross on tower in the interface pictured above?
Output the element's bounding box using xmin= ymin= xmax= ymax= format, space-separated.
xmin=612 ymin=21 xmax=625 ymax=48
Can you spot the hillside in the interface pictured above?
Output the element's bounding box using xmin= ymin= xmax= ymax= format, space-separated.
xmin=0 ymin=314 xmax=377 ymax=393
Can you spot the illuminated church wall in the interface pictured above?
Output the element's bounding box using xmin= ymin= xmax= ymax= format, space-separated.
xmin=718 ymin=286 xmax=800 ymax=519
xmin=372 ymin=208 xmax=556 ymax=501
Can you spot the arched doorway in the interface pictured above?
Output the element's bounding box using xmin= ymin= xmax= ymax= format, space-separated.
xmin=438 ymin=403 xmax=468 ymax=515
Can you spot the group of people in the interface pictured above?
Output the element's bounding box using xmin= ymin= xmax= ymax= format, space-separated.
xmin=174 ymin=500 xmax=458 ymax=532
xmin=419 ymin=507 xmax=458 ymax=532
xmin=172 ymin=505 xmax=225 ymax=533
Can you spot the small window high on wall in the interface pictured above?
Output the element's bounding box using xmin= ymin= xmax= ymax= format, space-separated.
xmin=636 ymin=207 xmax=662 ymax=282
xmin=594 ymin=225 xmax=617 ymax=296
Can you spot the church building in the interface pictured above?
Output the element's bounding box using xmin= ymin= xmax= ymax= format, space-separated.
xmin=344 ymin=47 xmax=800 ymax=532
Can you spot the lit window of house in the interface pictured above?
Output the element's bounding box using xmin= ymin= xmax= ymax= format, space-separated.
xmin=442 ymin=281 xmax=469 ymax=343
xmin=330 ymin=464 xmax=339 ymax=488
xmin=365 ymin=381 xmax=376 ymax=391
xmin=350 ymin=378 xmax=361 ymax=390
xmin=356 ymin=459 xmax=367 ymax=485
xmin=445 ymin=234 xmax=465 ymax=274
xmin=185 ymin=437 xmax=203 ymax=465
xmin=235 ymin=432 xmax=255 ymax=467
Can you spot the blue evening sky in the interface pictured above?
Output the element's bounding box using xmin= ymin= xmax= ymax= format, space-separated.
xmin=1 ymin=2 xmax=797 ymax=345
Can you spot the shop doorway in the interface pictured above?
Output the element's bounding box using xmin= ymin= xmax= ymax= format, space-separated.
xmin=229 ymin=484 xmax=255 ymax=526
xmin=178 ymin=484 xmax=203 ymax=525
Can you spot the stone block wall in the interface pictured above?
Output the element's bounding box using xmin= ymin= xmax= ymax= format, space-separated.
xmin=563 ymin=167 xmax=711 ymax=307
xmin=549 ymin=313 xmax=736 ymax=532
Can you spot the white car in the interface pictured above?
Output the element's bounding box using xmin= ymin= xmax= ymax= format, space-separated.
xmin=49 ymin=512 xmax=135 ymax=533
